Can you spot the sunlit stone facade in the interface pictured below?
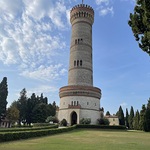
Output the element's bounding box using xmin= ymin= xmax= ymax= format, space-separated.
xmin=58 ymin=3 xmax=102 ymax=125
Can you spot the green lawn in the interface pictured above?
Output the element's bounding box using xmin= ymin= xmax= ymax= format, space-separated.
xmin=0 ymin=129 xmax=150 ymax=150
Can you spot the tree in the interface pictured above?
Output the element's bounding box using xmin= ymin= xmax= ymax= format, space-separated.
xmin=139 ymin=104 xmax=146 ymax=130
xmin=6 ymin=106 xmax=19 ymax=124
xmin=129 ymin=106 xmax=134 ymax=129
xmin=117 ymin=106 xmax=125 ymax=125
xmin=133 ymin=110 xmax=140 ymax=130
xmin=26 ymin=93 xmax=38 ymax=125
xmin=0 ymin=77 xmax=8 ymax=123
xmin=105 ymin=111 xmax=110 ymax=116
xmin=32 ymin=103 xmax=50 ymax=123
xmin=39 ymin=93 xmax=48 ymax=104
xmin=125 ymin=108 xmax=129 ymax=128
xmin=128 ymin=0 xmax=150 ymax=55
xmin=144 ymin=98 xmax=150 ymax=131
xmin=17 ymin=88 xmax=28 ymax=125
xmin=48 ymin=101 xmax=57 ymax=117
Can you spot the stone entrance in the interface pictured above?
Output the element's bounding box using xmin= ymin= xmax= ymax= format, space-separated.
xmin=71 ymin=111 xmax=77 ymax=125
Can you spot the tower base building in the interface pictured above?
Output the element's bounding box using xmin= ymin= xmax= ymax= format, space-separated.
xmin=58 ymin=3 xmax=102 ymax=125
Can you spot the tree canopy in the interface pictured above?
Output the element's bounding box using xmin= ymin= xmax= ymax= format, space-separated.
xmin=116 ymin=106 xmax=125 ymax=125
xmin=128 ymin=0 xmax=150 ymax=55
xmin=129 ymin=106 xmax=134 ymax=129
xmin=12 ymin=88 xmax=57 ymax=125
xmin=0 ymin=77 xmax=8 ymax=122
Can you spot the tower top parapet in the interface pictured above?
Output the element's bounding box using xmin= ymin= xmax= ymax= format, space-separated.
xmin=70 ymin=4 xmax=94 ymax=14
xmin=70 ymin=4 xmax=94 ymax=25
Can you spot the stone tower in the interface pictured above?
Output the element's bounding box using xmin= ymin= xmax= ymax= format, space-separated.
xmin=58 ymin=3 xmax=101 ymax=125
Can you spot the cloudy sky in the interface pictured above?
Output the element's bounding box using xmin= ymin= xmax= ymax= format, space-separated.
xmin=0 ymin=0 xmax=149 ymax=114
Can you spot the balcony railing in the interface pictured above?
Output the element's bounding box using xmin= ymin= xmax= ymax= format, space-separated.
xmin=68 ymin=104 xmax=81 ymax=109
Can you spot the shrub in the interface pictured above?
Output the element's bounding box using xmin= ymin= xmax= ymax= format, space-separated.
xmin=97 ymin=118 xmax=110 ymax=125
xmin=80 ymin=118 xmax=91 ymax=124
xmin=76 ymin=124 xmax=127 ymax=130
xmin=0 ymin=125 xmax=76 ymax=142
xmin=32 ymin=123 xmax=51 ymax=127
xmin=46 ymin=116 xmax=59 ymax=123
xmin=0 ymin=125 xmax=58 ymax=133
xmin=60 ymin=119 xmax=67 ymax=126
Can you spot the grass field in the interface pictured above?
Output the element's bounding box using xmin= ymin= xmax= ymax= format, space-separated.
xmin=0 ymin=129 xmax=150 ymax=150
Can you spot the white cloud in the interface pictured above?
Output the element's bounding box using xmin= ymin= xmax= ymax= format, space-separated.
xmin=27 ymin=85 xmax=58 ymax=95
xmin=120 ymin=102 xmax=128 ymax=107
xmin=15 ymin=85 xmax=58 ymax=99
xmin=120 ymin=0 xmax=135 ymax=2
xmin=99 ymin=6 xmax=114 ymax=16
xmin=95 ymin=0 xmax=114 ymax=16
xmin=20 ymin=64 xmax=67 ymax=81
xmin=96 ymin=0 xmax=109 ymax=5
xmin=0 ymin=0 xmax=69 ymax=82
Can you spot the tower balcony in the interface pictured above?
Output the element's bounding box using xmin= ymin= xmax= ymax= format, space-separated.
xmin=68 ymin=104 xmax=81 ymax=109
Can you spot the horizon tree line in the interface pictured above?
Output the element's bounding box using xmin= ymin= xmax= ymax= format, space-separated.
xmin=106 ymin=98 xmax=150 ymax=131
xmin=7 ymin=88 xmax=57 ymax=125
xmin=0 ymin=77 xmax=57 ymax=126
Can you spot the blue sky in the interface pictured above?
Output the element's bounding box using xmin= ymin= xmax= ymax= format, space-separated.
xmin=0 ymin=0 xmax=149 ymax=115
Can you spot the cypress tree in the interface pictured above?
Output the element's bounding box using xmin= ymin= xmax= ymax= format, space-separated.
xmin=106 ymin=111 xmax=110 ymax=116
xmin=117 ymin=106 xmax=125 ymax=125
xmin=139 ymin=104 xmax=146 ymax=130
xmin=129 ymin=106 xmax=134 ymax=129
xmin=0 ymin=77 xmax=8 ymax=123
xmin=144 ymin=98 xmax=150 ymax=131
xmin=133 ymin=110 xmax=140 ymax=130
xmin=17 ymin=88 xmax=28 ymax=125
xmin=125 ymin=108 xmax=129 ymax=128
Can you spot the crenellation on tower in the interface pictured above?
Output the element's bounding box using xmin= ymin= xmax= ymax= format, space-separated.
xmin=58 ymin=3 xmax=102 ymax=125
xmin=70 ymin=4 xmax=94 ymax=25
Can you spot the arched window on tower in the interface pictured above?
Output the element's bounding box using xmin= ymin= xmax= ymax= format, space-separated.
xmin=74 ymin=60 xmax=76 ymax=66
xmin=74 ymin=101 xmax=76 ymax=106
xmin=80 ymin=60 xmax=82 ymax=66
xmin=77 ymin=60 xmax=79 ymax=66
xmin=75 ymin=39 xmax=77 ymax=44
xmin=78 ymin=39 xmax=80 ymax=44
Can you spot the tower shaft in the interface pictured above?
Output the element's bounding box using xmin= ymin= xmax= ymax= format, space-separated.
xmin=68 ymin=4 xmax=94 ymax=86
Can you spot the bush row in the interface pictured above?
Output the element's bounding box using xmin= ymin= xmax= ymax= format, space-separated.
xmin=32 ymin=123 xmax=53 ymax=127
xmin=0 ymin=126 xmax=76 ymax=142
xmin=0 ymin=124 xmax=58 ymax=133
xmin=76 ymin=124 xmax=127 ymax=130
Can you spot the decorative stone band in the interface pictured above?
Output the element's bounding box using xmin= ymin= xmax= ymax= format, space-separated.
xmin=59 ymin=85 xmax=101 ymax=99
xmin=69 ymin=67 xmax=92 ymax=72
xmin=59 ymin=107 xmax=100 ymax=112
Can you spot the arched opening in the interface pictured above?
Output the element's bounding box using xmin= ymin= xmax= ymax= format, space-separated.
xmin=71 ymin=111 xmax=77 ymax=125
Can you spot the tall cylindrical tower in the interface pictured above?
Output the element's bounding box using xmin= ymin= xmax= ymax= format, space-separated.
xmin=68 ymin=4 xmax=94 ymax=86
xmin=58 ymin=3 xmax=101 ymax=125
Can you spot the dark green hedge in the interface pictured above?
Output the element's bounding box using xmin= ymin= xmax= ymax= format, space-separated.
xmin=0 ymin=125 xmax=58 ymax=133
xmin=0 ymin=125 xmax=127 ymax=142
xmin=0 ymin=126 xmax=76 ymax=142
xmin=76 ymin=124 xmax=127 ymax=130
xmin=32 ymin=123 xmax=53 ymax=127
